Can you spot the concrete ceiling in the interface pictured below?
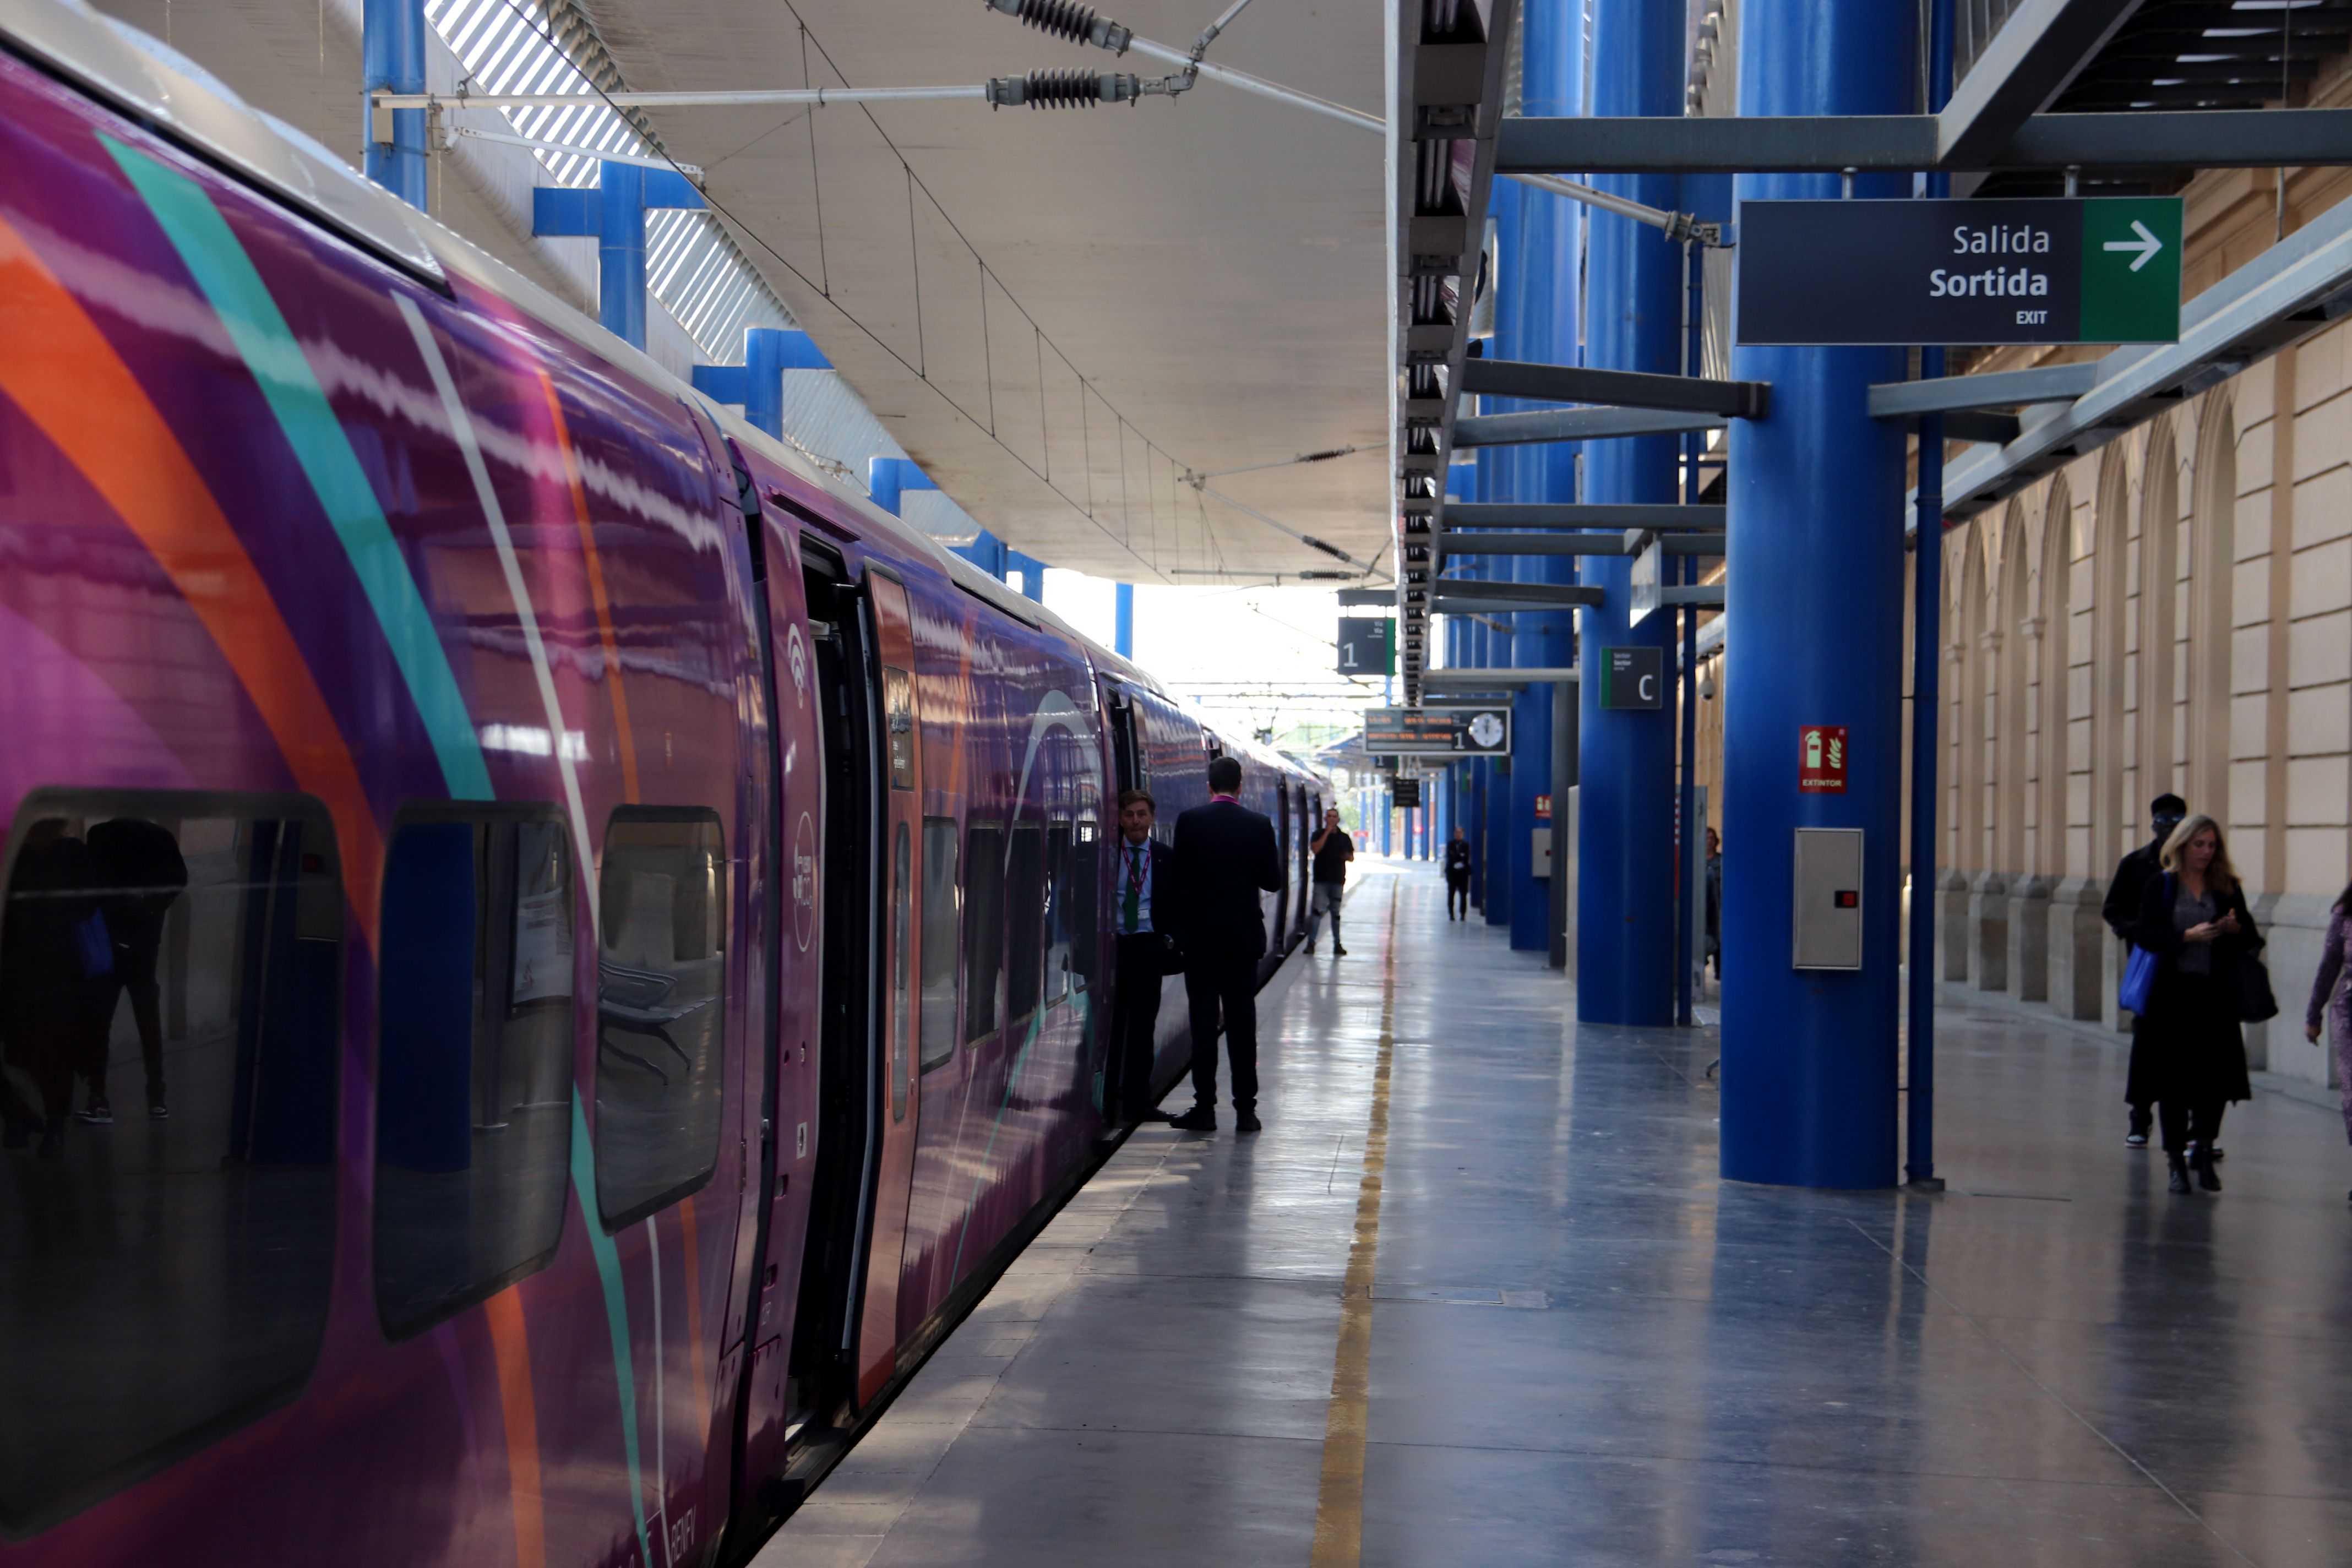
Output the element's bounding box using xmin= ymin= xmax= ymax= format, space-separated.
xmin=583 ymin=0 xmax=1392 ymax=581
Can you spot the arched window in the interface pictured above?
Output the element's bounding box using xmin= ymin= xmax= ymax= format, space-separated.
xmin=1997 ymin=503 xmax=2032 ymax=874
xmin=2138 ymin=417 xmax=2182 ymax=808
xmin=2092 ymin=449 xmax=2132 ymax=868
xmin=2038 ymin=476 xmax=2076 ymax=879
xmin=2188 ymin=396 xmax=2238 ymax=821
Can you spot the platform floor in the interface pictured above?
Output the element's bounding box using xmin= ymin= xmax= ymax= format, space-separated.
xmin=760 ymin=861 xmax=2352 ymax=1568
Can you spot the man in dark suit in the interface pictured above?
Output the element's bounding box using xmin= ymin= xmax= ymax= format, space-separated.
xmin=2104 ymin=791 xmax=2189 ymax=1146
xmin=1168 ymin=755 xmax=1283 ymax=1133
xmin=1105 ymin=788 xmax=1178 ymax=1131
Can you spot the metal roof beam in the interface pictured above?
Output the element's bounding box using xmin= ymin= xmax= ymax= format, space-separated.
xmin=1431 ymin=580 xmax=1607 ymax=610
xmin=1452 ymin=406 xmax=1725 ymax=447
xmin=1495 ymin=107 xmax=2352 ymax=173
xmin=1446 ymin=502 xmax=1725 ymax=528
xmin=1869 ymin=362 xmax=2100 ymax=416
xmin=1458 ymin=358 xmax=1769 ymax=417
xmin=1936 ymin=0 xmax=2148 ymax=166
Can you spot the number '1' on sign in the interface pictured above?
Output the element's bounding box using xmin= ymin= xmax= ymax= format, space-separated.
xmin=1799 ymin=726 xmax=1848 ymax=794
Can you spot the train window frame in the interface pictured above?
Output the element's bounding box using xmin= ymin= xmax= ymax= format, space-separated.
xmin=592 ymin=804 xmax=731 ymax=1231
xmin=961 ymin=821 xmax=1006 ymax=1049
xmin=373 ymin=799 xmax=577 ymax=1342
xmin=0 ymin=787 xmax=344 ymax=1533
xmin=918 ymin=817 xmax=960 ymax=1072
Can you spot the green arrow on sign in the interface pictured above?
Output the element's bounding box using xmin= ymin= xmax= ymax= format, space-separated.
xmin=2078 ymin=197 xmax=2182 ymax=344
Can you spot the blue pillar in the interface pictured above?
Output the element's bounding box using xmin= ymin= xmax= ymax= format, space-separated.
xmin=1009 ymin=553 xmax=1046 ymax=602
xmin=1507 ymin=0 xmax=1582 ymax=955
xmin=1575 ymin=0 xmax=1683 ymax=1022
xmin=1719 ymin=0 xmax=1915 ymax=1189
xmin=532 ymin=164 xmax=706 ymax=351
xmin=362 ymin=0 xmax=427 ymax=211
xmin=692 ymin=328 xmax=831 ymax=440
xmin=1114 ymin=582 xmax=1135 ymax=657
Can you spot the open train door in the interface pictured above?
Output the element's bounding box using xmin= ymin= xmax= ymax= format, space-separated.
xmin=787 ymin=551 xmax=922 ymax=1433
xmin=852 ymin=569 xmax=923 ymax=1409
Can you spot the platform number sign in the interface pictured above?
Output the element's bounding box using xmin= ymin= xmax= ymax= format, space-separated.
xmin=1799 ymin=725 xmax=1849 ymax=794
xmin=1338 ymin=616 xmax=1395 ymax=677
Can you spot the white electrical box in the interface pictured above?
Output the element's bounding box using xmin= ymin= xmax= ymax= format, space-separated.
xmin=1532 ymin=828 xmax=1553 ymax=878
xmin=1792 ymin=828 xmax=1864 ymax=970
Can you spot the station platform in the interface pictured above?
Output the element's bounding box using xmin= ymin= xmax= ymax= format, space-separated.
xmin=759 ymin=861 xmax=2352 ymax=1568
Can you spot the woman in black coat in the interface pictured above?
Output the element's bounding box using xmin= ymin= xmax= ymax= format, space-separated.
xmin=2127 ymin=813 xmax=2262 ymax=1194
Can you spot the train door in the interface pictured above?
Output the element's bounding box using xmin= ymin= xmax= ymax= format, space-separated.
xmin=853 ymin=570 xmax=923 ymax=1407
xmin=784 ymin=547 xmax=921 ymax=1431
xmin=1298 ymin=790 xmax=1315 ymax=933
xmin=1273 ymin=780 xmax=1291 ymax=948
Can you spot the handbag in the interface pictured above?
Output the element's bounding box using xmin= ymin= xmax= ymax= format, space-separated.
xmin=2119 ymin=872 xmax=2169 ymax=1015
xmin=2119 ymin=944 xmax=2158 ymax=1016
xmin=2233 ymin=945 xmax=2280 ymax=1023
xmin=71 ymin=909 xmax=114 ymax=980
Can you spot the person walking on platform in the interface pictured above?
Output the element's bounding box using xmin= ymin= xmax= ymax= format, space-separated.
xmin=2127 ymin=814 xmax=2262 ymax=1194
xmin=1704 ymin=827 xmax=1723 ymax=979
xmin=2307 ymin=880 xmax=2352 ymax=1200
xmin=1105 ymin=790 xmax=1179 ymax=1133
xmin=1167 ymin=755 xmax=1282 ymax=1134
xmin=1306 ymin=807 xmax=1352 ymax=956
xmin=2106 ymin=792 xmax=2190 ymax=1146
xmin=1444 ymin=826 xmax=1472 ymax=921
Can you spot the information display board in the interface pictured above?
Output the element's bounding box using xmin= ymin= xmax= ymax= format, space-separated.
xmin=1364 ymin=705 xmax=1511 ymax=756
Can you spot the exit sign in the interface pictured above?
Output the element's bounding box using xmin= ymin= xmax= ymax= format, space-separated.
xmin=1738 ymin=197 xmax=2182 ymax=347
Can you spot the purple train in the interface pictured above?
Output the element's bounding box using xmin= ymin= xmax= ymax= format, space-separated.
xmin=0 ymin=4 xmax=1329 ymax=1562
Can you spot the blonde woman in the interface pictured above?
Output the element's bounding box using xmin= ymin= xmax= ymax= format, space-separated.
xmin=2126 ymin=814 xmax=2264 ymax=1194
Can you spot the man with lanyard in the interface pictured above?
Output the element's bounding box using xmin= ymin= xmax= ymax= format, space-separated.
xmin=1306 ymin=807 xmax=1353 ymax=956
xmin=1106 ymin=790 xmax=1178 ymax=1130
xmin=2104 ymin=792 xmax=2188 ymax=1147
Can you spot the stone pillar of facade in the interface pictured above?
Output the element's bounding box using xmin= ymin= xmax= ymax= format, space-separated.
xmin=2005 ymin=874 xmax=2050 ymax=1002
xmin=2044 ymin=876 xmax=2108 ymax=1022
xmin=1968 ymin=870 xmax=2009 ymax=991
xmin=1940 ymin=868 xmax=1972 ymax=981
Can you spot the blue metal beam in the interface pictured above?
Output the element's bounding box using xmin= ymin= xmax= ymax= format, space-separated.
xmin=361 ymin=0 xmax=427 ymax=210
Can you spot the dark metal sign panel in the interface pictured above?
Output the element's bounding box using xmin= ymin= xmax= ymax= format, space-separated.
xmin=1364 ymin=706 xmax=1511 ymax=756
xmin=1338 ymin=616 xmax=1395 ymax=677
xmin=1391 ymin=777 xmax=1423 ymax=809
xmin=1736 ymin=197 xmax=2182 ymax=347
xmin=1599 ymin=647 xmax=1665 ymax=711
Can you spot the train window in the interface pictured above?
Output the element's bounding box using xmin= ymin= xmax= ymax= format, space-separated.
xmin=1043 ymin=823 xmax=1072 ymax=1006
xmin=1066 ymin=817 xmax=1100 ymax=996
xmin=0 ymin=791 xmax=340 ymax=1528
xmin=594 ymin=808 xmax=728 ymax=1227
xmin=918 ymin=819 xmax=959 ymax=1071
xmin=1005 ymin=824 xmax=1044 ymax=1025
xmin=375 ymin=808 xmax=575 ymax=1340
xmin=888 ymin=822 xmax=911 ymax=1122
xmin=961 ymin=824 xmax=1005 ymax=1047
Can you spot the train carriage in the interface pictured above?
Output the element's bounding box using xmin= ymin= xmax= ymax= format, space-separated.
xmin=0 ymin=3 xmax=1326 ymax=1563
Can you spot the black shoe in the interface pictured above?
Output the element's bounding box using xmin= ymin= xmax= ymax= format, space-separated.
xmin=2168 ymin=1154 xmax=2192 ymax=1193
xmin=36 ymin=1118 xmax=66 ymax=1161
xmin=1305 ymin=943 xmax=1316 ymax=956
xmin=77 ymin=1097 xmax=112 ymax=1126
xmin=2192 ymin=1148 xmax=2222 ymax=1192
xmin=1235 ymin=1110 xmax=1263 ymax=1133
xmin=1133 ymin=1107 xmax=1175 ymax=1124
xmin=1168 ymin=1107 xmax=1217 ymax=1132
xmin=1332 ymin=945 xmax=1347 ymax=957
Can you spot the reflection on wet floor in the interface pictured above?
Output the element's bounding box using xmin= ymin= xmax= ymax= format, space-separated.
xmin=765 ymin=860 xmax=2352 ymax=1568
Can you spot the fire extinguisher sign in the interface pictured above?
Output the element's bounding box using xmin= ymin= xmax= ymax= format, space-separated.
xmin=1799 ymin=725 xmax=1849 ymax=793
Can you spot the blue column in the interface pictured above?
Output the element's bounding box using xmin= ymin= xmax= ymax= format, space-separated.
xmin=1719 ymin=0 xmax=1915 ymax=1189
xmin=532 ymin=165 xmax=705 ymax=352
xmin=1575 ymin=0 xmax=1683 ymax=1022
xmin=1507 ymin=0 xmax=1582 ymax=954
xmin=362 ymin=0 xmax=427 ymax=211
xmin=1114 ymin=582 xmax=1135 ymax=657
xmin=692 ymin=328 xmax=832 ymax=440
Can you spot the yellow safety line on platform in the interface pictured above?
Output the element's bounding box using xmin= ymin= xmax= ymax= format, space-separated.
xmin=1310 ymin=879 xmax=1399 ymax=1568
